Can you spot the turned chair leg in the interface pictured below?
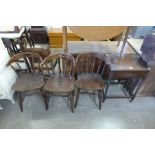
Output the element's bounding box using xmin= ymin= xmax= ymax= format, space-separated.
xmin=102 ymin=90 xmax=106 ymax=102
xmin=98 ymin=90 xmax=103 ymax=110
xmin=69 ymin=92 xmax=74 ymax=113
xmin=18 ymin=91 xmax=23 ymax=112
xmin=41 ymin=90 xmax=49 ymax=111
xmin=75 ymin=88 xmax=80 ymax=108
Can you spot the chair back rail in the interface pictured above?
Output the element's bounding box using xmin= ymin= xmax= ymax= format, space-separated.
xmin=76 ymin=52 xmax=109 ymax=76
xmin=3 ymin=37 xmax=27 ymax=56
xmin=42 ymin=53 xmax=75 ymax=79
xmin=7 ymin=52 xmax=43 ymax=75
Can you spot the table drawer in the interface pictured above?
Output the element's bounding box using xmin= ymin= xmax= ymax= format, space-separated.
xmin=111 ymin=71 xmax=148 ymax=79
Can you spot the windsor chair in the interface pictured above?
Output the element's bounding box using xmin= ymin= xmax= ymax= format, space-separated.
xmin=75 ymin=53 xmax=109 ymax=110
xmin=7 ymin=52 xmax=46 ymax=112
xmin=41 ymin=53 xmax=75 ymax=113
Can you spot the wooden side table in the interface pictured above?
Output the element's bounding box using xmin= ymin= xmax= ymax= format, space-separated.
xmin=104 ymin=54 xmax=150 ymax=101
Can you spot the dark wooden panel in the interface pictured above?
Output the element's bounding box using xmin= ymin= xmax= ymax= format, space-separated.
xmin=111 ymin=70 xmax=148 ymax=79
xmin=30 ymin=26 xmax=49 ymax=44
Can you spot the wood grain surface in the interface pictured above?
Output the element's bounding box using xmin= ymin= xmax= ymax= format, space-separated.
xmin=68 ymin=26 xmax=128 ymax=41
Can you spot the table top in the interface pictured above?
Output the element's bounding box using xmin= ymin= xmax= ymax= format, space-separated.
xmin=0 ymin=27 xmax=25 ymax=38
xmin=68 ymin=26 xmax=127 ymax=41
xmin=105 ymin=53 xmax=150 ymax=72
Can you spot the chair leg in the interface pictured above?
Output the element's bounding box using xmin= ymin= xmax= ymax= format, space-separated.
xmin=18 ymin=91 xmax=23 ymax=112
xmin=69 ymin=92 xmax=74 ymax=113
xmin=29 ymin=30 xmax=35 ymax=47
xmin=75 ymin=88 xmax=80 ymax=108
xmin=102 ymin=90 xmax=106 ymax=102
xmin=98 ymin=90 xmax=103 ymax=110
xmin=41 ymin=90 xmax=49 ymax=111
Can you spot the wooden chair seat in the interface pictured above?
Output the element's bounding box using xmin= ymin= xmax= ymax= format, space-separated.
xmin=76 ymin=73 xmax=105 ymax=90
xmin=7 ymin=52 xmax=48 ymax=112
xmin=44 ymin=76 xmax=74 ymax=93
xmin=42 ymin=53 xmax=75 ymax=113
xmin=12 ymin=73 xmax=44 ymax=91
xmin=75 ymin=53 xmax=109 ymax=110
xmin=25 ymin=47 xmax=50 ymax=59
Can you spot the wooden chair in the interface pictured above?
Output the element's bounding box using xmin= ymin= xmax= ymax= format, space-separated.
xmin=7 ymin=52 xmax=47 ymax=112
xmin=3 ymin=34 xmax=50 ymax=61
xmin=25 ymin=47 xmax=50 ymax=59
xmin=75 ymin=53 xmax=109 ymax=110
xmin=41 ymin=53 xmax=75 ymax=113
xmin=2 ymin=37 xmax=26 ymax=56
xmin=22 ymin=27 xmax=35 ymax=47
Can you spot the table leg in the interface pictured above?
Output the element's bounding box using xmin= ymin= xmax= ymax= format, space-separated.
xmin=120 ymin=27 xmax=131 ymax=53
xmin=130 ymin=78 xmax=144 ymax=102
xmin=103 ymin=72 xmax=113 ymax=101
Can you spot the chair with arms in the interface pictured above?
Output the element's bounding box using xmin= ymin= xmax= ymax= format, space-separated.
xmin=2 ymin=37 xmax=26 ymax=56
xmin=75 ymin=52 xmax=109 ymax=110
xmin=3 ymin=36 xmax=50 ymax=58
xmin=41 ymin=53 xmax=75 ymax=113
xmin=7 ymin=52 xmax=46 ymax=112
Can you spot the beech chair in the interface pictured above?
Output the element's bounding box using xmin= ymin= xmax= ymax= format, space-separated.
xmin=41 ymin=53 xmax=75 ymax=113
xmin=75 ymin=52 xmax=109 ymax=110
xmin=7 ymin=52 xmax=46 ymax=112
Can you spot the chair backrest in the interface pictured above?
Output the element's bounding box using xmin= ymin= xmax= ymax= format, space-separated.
xmin=7 ymin=52 xmax=43 ymax=75
xmin=76 ymin=52 xmax=109 ymax=76
xmin=2 ymin=37 xmax=26 ymax=56
xmin=41 ymin=53 xmax=75 ymax=79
